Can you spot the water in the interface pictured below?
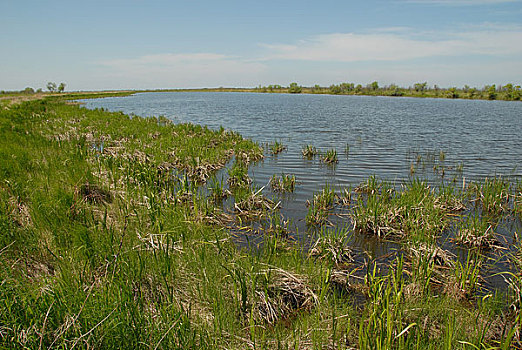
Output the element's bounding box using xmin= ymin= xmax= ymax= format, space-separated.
xmin=82 ymin=92 xmax=522 ymax=290
xmin=83 ymin=92 xmax=521 ymax=183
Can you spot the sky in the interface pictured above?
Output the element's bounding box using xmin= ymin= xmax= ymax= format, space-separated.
xmin=1 ymin=0 xmax=522 ymax=90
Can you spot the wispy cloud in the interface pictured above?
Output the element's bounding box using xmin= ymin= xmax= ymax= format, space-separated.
xmin=92 ymin=24 xmax=522 ymax=89
xmin=260 ymin=25 xmax=522 ymax=62
xmin=98 ymin=53 xmax=266 ymax=88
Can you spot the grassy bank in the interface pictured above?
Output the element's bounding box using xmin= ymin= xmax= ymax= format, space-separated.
xmin=1 ymin=96 xmax=522 ymax=349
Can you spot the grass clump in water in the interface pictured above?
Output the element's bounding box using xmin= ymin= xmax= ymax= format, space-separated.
xmin=352 ymin=178 xmax=450 ymax=239
xmin=301 ymin=144 xmax=318 ymax=159
xmin=306 ymin=183 xmax=336 ymax=226
xmin=270 ymin=173 xmax=296 ymax=193
xmin=308 ymin=226 xmax=354 ymax=265
xmin=454 ymin=214 xmax=499 ymax=249
xmin=268 ymin=140 xmax=286 ymax=155
xmin=321 ymin=148 xmax=338 ymax=164
xmin=468 ymin=177 xmax=510 ymax=215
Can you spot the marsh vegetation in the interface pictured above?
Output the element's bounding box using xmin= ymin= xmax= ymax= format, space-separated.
xmin=1 ymin=94 xmax=522 ymax=349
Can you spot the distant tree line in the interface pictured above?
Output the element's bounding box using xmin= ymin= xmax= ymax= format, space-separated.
xmin=254 ymin=82 xmax=522 ymax=101
xmin=0 ymin=82 xmax=67 ymax=95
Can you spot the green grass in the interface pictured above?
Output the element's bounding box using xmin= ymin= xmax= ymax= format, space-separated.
xmin=468 ymin=177 xmax=510 ymax=215
xmin=1 ymin=97 xmax=522 ymax=349
xmin=270 ymin=173 xmax=296 ymax=193
xmin=301 ymin=144 xmax=318 ymax=159
xmin=321 ymin=149 xmax=338 ymax=164
xmin=268 ymin=140 xmax=286 ymax=155
xmin=306 ymin=183 xmax=336 ymax=226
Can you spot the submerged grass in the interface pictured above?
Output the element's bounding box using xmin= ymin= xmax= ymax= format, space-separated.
xmin=1 ymin=95 xmax=521 ymax=349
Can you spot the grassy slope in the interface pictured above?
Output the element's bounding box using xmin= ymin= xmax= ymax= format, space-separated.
xmin=0 ymin=97 xmax=521 ymax=349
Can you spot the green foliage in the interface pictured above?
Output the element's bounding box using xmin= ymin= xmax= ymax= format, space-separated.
xmin=46 ymin=82 xmax=57 ymax=92
xmin=268 ymin=140 xmax=286 ymax=155
xmin=301 ymin=144 xmax=318 ymax=159
xmin=321 ymin=148 xmax=338 ymax=164
xmin=288 ymin=82 xmax=302 ymax=93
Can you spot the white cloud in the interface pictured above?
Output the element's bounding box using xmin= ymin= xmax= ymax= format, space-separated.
xmin=86 ymin=24 xmax=522 ymax=89
xmin=97 ymin=53 xmax=267 ymax=89
xmin=260 ymin=26 xmax=522 ymax=62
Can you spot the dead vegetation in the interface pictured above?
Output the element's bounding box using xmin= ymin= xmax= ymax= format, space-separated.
xmin=7 ymin=196 xmax=33 ymax=227
xmin=234 ymin=187 xmax=279 ymax=220
xmin=254 ymin=268 xmax=318 ymax=325
xmin=79 ymin=183 xmax=112 ymax=204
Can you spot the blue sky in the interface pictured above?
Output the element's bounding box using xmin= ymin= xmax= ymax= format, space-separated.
xmin=1 ymin=0 xmax=521 ymax=90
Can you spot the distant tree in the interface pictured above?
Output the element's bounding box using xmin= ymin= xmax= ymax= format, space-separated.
xmin=288 ymin=82 xmax=302 ymax=93
xmin=414 ymin=82 xmax=427 ymax=93
xmin=468 ymin=87 xmax=477 ymax=99
xmin=36 ymin=88 xmax=43 ymax=93
xmin=514 ymin=85 xmax=521 ymax=101
xmin=355 ymin=84 xmax=363 ymax=93
xmin=47 ymin=82 xmax=57 ymax=92
xmin=369 ymin=81 xmax=379 ymax=91
xmin=388 ymin=84 xmax=403 ymax=96
xmin=58 ymin=83 xmax=66 ymax=93
xmin=329 ymin=84 xmax=341 ymax=94
xmin=22 ymin=87 xmax=35 ymax=94
xmin=340 ymin=82 xmax=354 ymax=93
xmin=447 ymin=87 xmax=459 ymax=99
xmin=486 ymin=85 xmax=497 ymax=100
xmin=503 ymin=83 xmax=514 ymax=100
xmin=311 ymin=84 xmax=322 ymax=93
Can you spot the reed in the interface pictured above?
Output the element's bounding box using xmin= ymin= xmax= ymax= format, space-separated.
xmin=270 ymin=173 xmax=296 ymax=193
xmin=301 ymin=144 xmax=318 ymax=159
xmin=268 ymin=140 xmax=286 ymax=155
xmin=306 ymin=184 xmax=336 ymax=226
xmin=321 ymin=148 xmax=338 ymax=164
xmin=469 ymin=177 xmax=510 ymax=214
